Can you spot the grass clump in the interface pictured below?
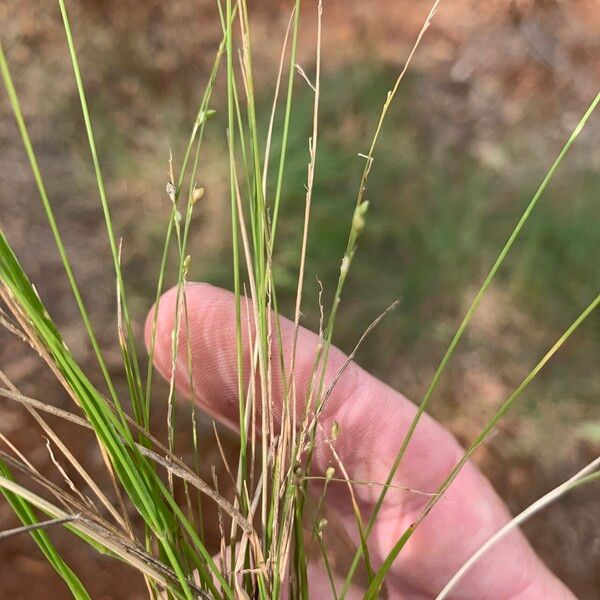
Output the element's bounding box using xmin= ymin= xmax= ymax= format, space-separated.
xmin=0 ymin=1 xmax=599 ymax=598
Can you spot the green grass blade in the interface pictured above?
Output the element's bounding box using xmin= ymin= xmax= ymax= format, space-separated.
xmin=0 ymin=461 xmax=91 ymax=600
xmin=269 ymin=0 xmax=301 ymax=248
xmin=57 ymin=0 xmax=145 ymax=423
xmin=0 ymin=229 xmax=227 ymax=598
xmin=0 ymin=39 xmax=121 ymax=412
xmin=341 ymin=90 xmax=600 ymax=596
xmin=364 ymin=289 xmax=600 ymax=599
xmin=144 ymin=29 xmax=228 ymax=414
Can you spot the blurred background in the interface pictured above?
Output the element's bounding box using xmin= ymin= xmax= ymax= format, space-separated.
xmin=1 ymin=0 xmax=599 ymax=597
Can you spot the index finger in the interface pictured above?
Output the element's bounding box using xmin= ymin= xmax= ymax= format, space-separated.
xmin=146 ymin=282 xmax=565 ymax=598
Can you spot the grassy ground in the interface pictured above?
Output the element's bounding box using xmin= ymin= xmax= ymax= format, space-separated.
xmin=1 ymin=0 xmax=599 ymax=597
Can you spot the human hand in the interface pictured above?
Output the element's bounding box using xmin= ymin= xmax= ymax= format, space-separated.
xmin=147 ymin=283 xmax=573 ymax=599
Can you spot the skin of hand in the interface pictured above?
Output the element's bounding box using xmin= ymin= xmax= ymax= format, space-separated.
xmin=146 ymin=282 xmax=574 ymax=599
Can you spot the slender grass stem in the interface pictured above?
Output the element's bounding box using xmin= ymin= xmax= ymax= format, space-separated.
xmin=364 ymin=289 xmax=600 ymax=599
xmin=0 ymin=41 xmax=120 ymax=413
xmin=435 ymin=458 xmax=600 ymax=599
xmin=341 ymin=90 xmax=600 ymax=596
xmin=58 ymin=0 xmax=145 ymax=423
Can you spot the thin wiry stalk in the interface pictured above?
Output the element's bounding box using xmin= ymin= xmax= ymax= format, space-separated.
xmin=315 ymin=528 xmax=339 ymax=600
xmin=323 ymin=430 xmax=373 ymax=580
xmin=268 ymin=6 xmax=443 ymax=592
xmin=291 ymin=0 xmax=322 ymax=332
xmin=0 ymin=45 xmax=128 ymax=525
xmin=0 ymin=380 xmax=256 ymax=535
xmin=284 ymin=0 xmax=323 ymax=449
xmin=165 ymin=103 xmax=215 ymax=489
xmin=269 ymin=0 xmax=302 ymax=247
xmin=436 ymin=457 xmax=600 ymax=599
xmin=237 ymin=0 xmax=272 ymax=541
xmin=0 ymin=473 xmax=205 ymax=598
xmin=0 ymin=41 xmax=119 ymax=411
xmin=0 ymin=461 xmax=91 ymax=599
xmin=307 ymin=299 xmax=399 ymax=433
xmin=0 ymin=449 xmax=121 ymax=537
xmin=364 ymin=289 xmax=600 ymax=598
xmin=58 ymin=0 xmax=145 ymax=424
xmin=0 ymin=370 xmax=128 ymax=530
xmin=143 ymin=7 xmax=230 ymax=416
xmin=303 ymin=475 xmax=435 ymax=496
xmin=265 ymin=4 xmax=324 ymax=596
xmin=310 ymin=4 xmax=444 ymax=454
xmin=262 ymin=7 xmax=296 ymax=195
xmin=0 ymin=515 xmax=80 ymax=541
xmin=0 ymin=230 xmax=229 ymax=598
xmin=341 ymin=87 xmax=600 ymax=600
xmin=226 ymin=0 xmax=249 ymax=524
